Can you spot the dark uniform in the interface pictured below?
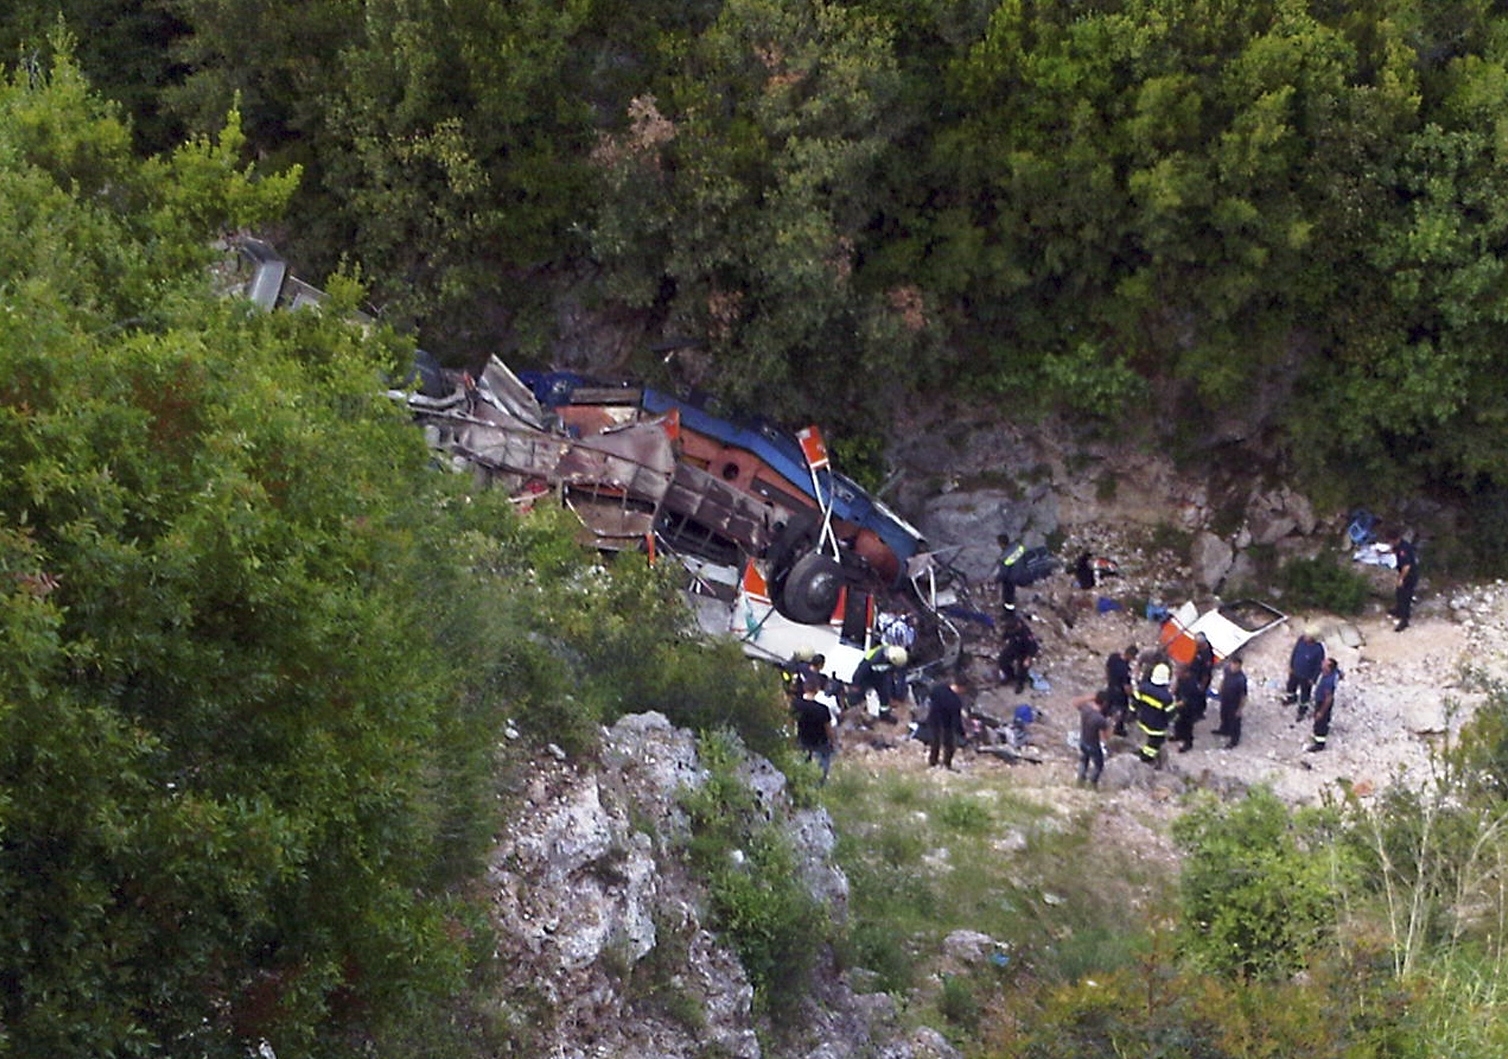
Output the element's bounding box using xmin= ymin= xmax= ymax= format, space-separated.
xmin=1172 ymin=667 xmax=1204 ymax=752
xmin=1285 ymin=633 xmax=1325 ymax=718
xmin=1189 ymin=635 xmax=1215 ymax=698
xmin=998 ymin=616 xmax=1039 ymax=694
xmin=1135 ymin=665 xmax=1175 ymax=766
xmin=1393 ymin=538 xmax=1419 ymax=631
xmin=1105 ymin=647 xmax=1136 ymax=737
xmin=924 ymin=681 xmax=967 ymax=769
xmin=1308 ymin=660 xmax=1340 ymax=751
xmin=1214 ymin=660 xmax=1248 ymax=748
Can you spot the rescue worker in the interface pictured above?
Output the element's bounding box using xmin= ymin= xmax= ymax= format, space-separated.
xmin=923 ymin=676 xmax=969 ymax=770
xmin=1389 ymin=530 xmax=1420 ymax=632
xmin=1307 ymin=657 xmax=1342 ymax=752
xmin=995 ymin=533 xmax=1026 ymax=612
xmin=1189 ymin=632 xmax=1215 ymax=697
xmin=1135 ymin=662 xmax=1175 ymax=766
xmin=1212 ymin=655 xmax=1248 ymax=749
xmin=1284 ymin=626 xmax=1326 ymax=720
xmin=849 ymin=644 xmax=909 ymax=721
xmin=1172 ymin=662 xmax=1204 ymax=753
xmin=1105 ymin=644 xmax=1138 ymax=737
xmin=997 ymin=612 xmax=1039 ymax=694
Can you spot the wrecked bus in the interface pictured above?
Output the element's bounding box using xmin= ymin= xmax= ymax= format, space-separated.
xmin=225 ymin=236 xmax=962 ymax=683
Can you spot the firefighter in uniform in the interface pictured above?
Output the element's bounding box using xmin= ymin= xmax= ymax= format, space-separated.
xmin=849 ymin=644 xmax=909 ymax=721
xmin=995 ymin=534 xmax=1026 ymax=612
xmin=1135 ymin=662 xmax=1175 ymax=766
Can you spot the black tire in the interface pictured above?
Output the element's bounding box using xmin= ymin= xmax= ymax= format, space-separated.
xmin=778 ymin=551 xmax=844 ymax=624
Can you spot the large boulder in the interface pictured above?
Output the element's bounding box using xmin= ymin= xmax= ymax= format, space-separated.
xmin=1191 ymin=532 xmax=1234 ymax=591
xmin=916 ymin=488 xmax=1061 ymax=583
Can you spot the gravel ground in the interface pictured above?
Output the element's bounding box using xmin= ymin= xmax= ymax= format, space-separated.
xmin=833 ymin=524 xmax=1508 ymax=886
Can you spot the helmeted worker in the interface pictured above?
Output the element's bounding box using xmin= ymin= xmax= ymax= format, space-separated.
xmin=849 ymin=644 xmax=909 ymax=720
xmin=1135 ymin=662 xmax=1175 ymax=766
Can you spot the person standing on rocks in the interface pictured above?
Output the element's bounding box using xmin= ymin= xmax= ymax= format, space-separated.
xmin=1105 ymin=644 xmax=1138 ymax=737
xmin=995 ymin=533 xmax=1026 ymax=613
xmin=1390 ymin=530 xmax=1420 ymax=632
xmin=924 ymin=676 xmax=969 ymax=771
xmin=1189 ymin=632 xmax=1215 ymax=697
xmin=1074 ymin=689 xmax=1112 ymax=787
xmin=1284 ymin=626 xmax=1326 ymax=720
xmin=1212 ymin=656 xmax=1247 ymax=749
xmin=1134 ymin=662 xmax=1175 ymax=766
xmin=1307 ymin=657 xmax=1342 ymax=752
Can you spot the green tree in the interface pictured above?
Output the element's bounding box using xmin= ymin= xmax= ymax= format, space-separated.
xmin=0 ymin=52 xmax=492 ymax=1056
xmin=0 ymin=1 xmax=191 ymax=151
xmin=588 ymin=0 xmax=935 ymax=430
xmin=1298 ymin=46 xmax=1508 ymax=498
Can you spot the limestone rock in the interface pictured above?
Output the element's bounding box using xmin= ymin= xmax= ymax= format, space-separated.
xmin=1191 ymin=532 xmax=1234 ymax=590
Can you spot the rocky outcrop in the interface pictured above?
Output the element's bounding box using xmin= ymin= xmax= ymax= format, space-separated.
xmin=488 ymin=712 xmax=760 ymax=1058
xmin=1191 ymin=531 xmax=1234 ymax=591
xmin=487 ymin=712 xmax=940 ymax=1058
xmin=891 ymin=411 xmax=1346 ymax=602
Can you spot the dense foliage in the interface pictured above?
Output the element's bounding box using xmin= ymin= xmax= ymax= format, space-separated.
xmin=1172 ymin=788 xmax=1345 ymax=979
xmin=13 ymin=5 xmax=1508 ymax=1056
xmin=0 ymin=53 xmax=787 ymax=1057
xmin=1275 ymin=553 xmax=1373 ymax=614
xmin=5 ymin=2 xmax=1508 ymax=549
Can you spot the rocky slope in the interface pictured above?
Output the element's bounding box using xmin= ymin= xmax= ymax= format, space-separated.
xmin=485 ymin=413 xmax=1501 ymax=1057
xmin=488 ymin=712 xmax=960 ymax=1059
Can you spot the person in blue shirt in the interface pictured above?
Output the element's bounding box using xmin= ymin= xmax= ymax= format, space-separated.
xmin=1307 ymin=658 xmax=1342 ymax=752
xmin=1212 ymin=656 xmax=1248 ymax=750
xmin=1283 ymin=627 xmax=1326 ymax=720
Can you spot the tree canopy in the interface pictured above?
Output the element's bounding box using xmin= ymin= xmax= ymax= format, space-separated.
xmin=7 ymin=2 xmax=1508 ymax=542
xmin=0 ymin=48 xmax=785 ymax=1056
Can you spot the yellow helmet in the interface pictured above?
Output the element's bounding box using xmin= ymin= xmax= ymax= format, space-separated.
xmin=886 ymin=646 xmax=909 ymax=667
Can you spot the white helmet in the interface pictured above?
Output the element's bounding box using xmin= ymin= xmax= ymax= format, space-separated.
xmin=791 ymin=645 xmax=816 ymax=663
xmin=1150 ymin=663 xmax=1171 ymax=686
xmin=886 ymin=646 xmax=909 ymax=667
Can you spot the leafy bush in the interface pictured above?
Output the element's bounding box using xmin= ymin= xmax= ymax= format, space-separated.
xmin=1173 ymin=788 xmax=1347 ymax=980
xmin=938 ymin=974 xmax=982 ymax=1032
xmin=441 ymin=505 xmax=790 ymax=761
xmin=1037 ymin=341 xmax=1146 ymax=416
xmin=1275 ymin=555 xmax=1372 ymax=614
